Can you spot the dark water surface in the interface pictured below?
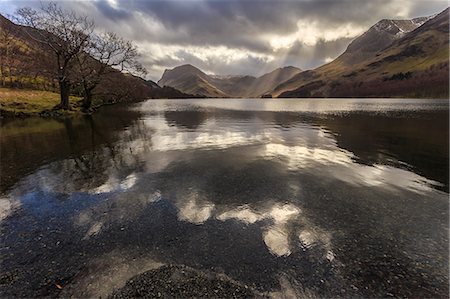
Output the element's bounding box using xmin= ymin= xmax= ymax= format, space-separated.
xmin=1 ymin=98 xmax=448 ymax=298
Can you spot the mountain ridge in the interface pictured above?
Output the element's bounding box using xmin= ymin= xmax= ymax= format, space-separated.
xmin=342 ymin=15 xmax=433 ymax=65
xmin=158 ymin=64 xmax=302 ymax=98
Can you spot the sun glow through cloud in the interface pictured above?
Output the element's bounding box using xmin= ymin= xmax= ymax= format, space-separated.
xmin=269 ymin=21 xmax=365 ymax=50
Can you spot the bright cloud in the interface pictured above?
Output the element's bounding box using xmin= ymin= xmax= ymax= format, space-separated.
xmin=269 ymin=21 xmax=366 ymax=49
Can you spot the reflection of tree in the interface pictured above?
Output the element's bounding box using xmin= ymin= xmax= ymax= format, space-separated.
xmin=0 ymin=107 xmax=143 ymax=192
xmin=271 ymin=112 xmax=301 ymax=128
xmin=43 ymin=116 xmax=154 ymax=193
xmin=163 ymin=109 xmax=304 ymax=132
xmin=55 ymin=115 xmax=111 ymax=191
xmin=164 ymin=110 xmax=208 ymax=129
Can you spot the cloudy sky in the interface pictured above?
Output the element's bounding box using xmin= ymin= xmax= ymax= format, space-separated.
xmin=2 ymin=0 xmax=448 ymax=81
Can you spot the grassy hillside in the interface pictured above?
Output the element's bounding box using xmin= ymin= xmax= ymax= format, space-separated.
xmin=0 ymin=88 xmax=83 ymax=116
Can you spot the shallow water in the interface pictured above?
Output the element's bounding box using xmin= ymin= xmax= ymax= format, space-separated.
xmin=1 ymin=98 xmax=448 ymax=298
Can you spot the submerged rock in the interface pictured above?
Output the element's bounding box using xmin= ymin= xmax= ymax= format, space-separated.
xmin=109 ymin=265 xmax=257 ymax=298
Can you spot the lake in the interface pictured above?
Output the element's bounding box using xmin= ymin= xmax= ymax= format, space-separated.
xmin=1 ymin=98 xmax=448 ymax=298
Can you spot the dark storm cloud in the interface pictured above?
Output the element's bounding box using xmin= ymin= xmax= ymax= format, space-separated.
xmin=93 ymin=0 xmax=131 ymax=20
xmin=3 ymin=0 xmax=448 ymax=81
xmin=119 ymin=0 xmax=446 ymax=42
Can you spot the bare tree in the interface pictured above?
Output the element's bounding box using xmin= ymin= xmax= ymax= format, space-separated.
xmin=75 ymin=32 xmax=147 ymax=110
xmin=15 ymin=3 xmax=93 ymax=109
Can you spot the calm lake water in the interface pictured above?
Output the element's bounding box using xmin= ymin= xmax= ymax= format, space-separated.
xmin=1 ymin=98 xmax=448 ymax=298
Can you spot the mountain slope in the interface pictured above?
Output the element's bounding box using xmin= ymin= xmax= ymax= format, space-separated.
xmin=272 ymin=8 xmax=449 ymax=98
xmin=341 ymin=16 xmax=432 ymax=65
xmin=243 ymin=66 xmax=302 ymax=97
xmin=158 ymin=64 xmax=302 ymax=98
xmin=0 ymin=14 xmax=196 ymax=101
xmin=158 ymin=64 xmax=229 ymax=97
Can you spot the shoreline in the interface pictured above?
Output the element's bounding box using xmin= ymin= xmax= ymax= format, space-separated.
xmin=0 ymin=87 xmax=146 ymax=119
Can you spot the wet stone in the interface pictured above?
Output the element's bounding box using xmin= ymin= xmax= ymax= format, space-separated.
xmin=109 ymin=265 xmax=257 ymax=299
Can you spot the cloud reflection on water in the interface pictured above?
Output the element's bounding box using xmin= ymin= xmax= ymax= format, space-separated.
xmin=91 ymin=173 xmax=138 ymax=194
xmin=2 ymin=99 xmax=448 ymax=298
xmin=263 ymin=143 xmax=442 ymax=193
xmin=218 ymin=204 xmax=301 ymax=256
xmin=0 ymin=196 xmax=20 ymax=223
xmin=177 ymin=191 xmax=215 ymax=224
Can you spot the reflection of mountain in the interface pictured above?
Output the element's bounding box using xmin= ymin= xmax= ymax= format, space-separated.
xmin=272 ymin=8 xmax=449 ymax=98
xmin=164 ymin=110 xmax=208 ymax=129
xmin=159 ymin=107 xmax=448 ymax=190
xmin=311 ymin=112 xmax=449 ymax=191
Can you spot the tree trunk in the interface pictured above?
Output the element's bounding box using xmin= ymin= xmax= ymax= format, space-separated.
xmin=0 ymin=63 xmax=4 ymax=87
xmin=82 ymin=89 xmax=93 ymax=111
xmin=8 ymin=66 xmax=13 ymax=86
xmin=59 ymin=79 xmax=70 ymax=110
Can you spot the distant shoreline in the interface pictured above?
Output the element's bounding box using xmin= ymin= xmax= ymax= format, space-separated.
xmin=1 ymin=87 xmax=447 ymax=119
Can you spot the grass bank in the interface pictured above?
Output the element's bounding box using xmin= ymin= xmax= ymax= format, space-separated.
xmin=0 ymin=88 xmax=83 ymax=118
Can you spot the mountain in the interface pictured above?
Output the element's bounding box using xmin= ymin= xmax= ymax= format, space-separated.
xmin=158 ymin=64 xmax=302 ymax=98
xmin=272 ymin=8 xmax=449 ymax=98
xmin=158 ymin=64 xmax=230 ymax=97
xmin=340 ymin=16 xmax=432 ymax=65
